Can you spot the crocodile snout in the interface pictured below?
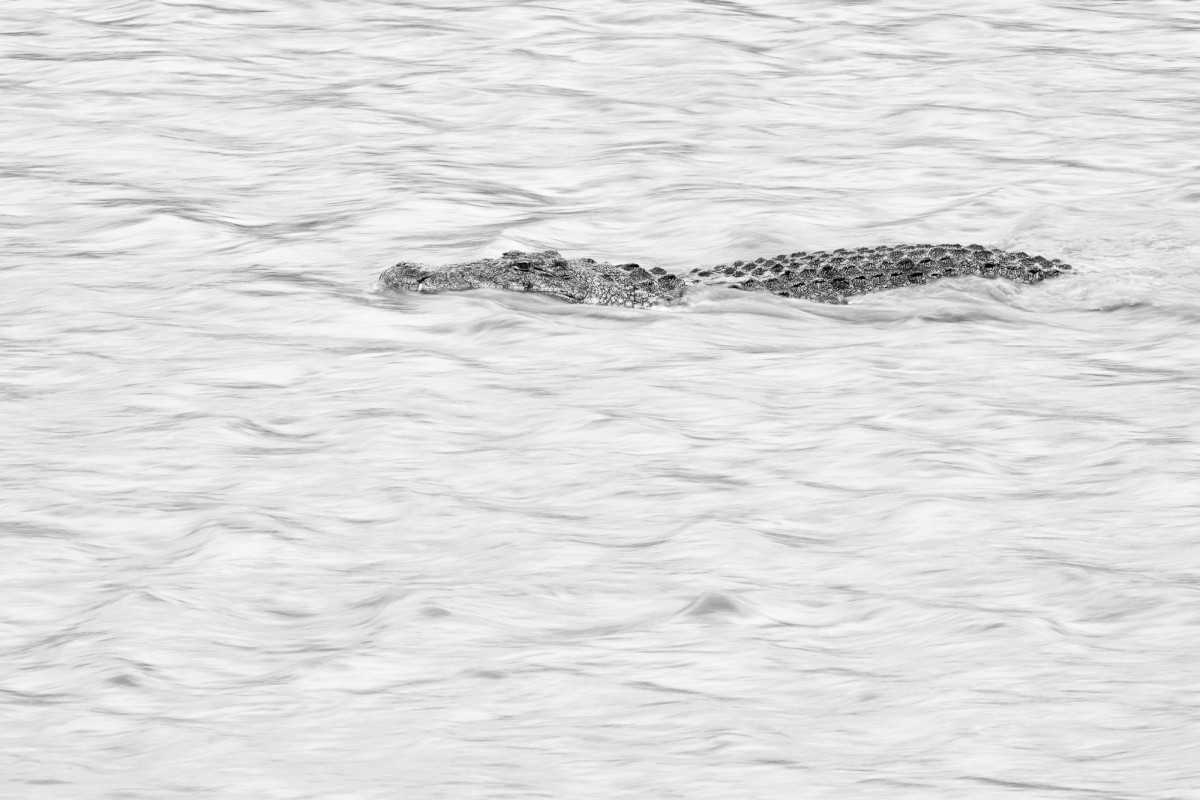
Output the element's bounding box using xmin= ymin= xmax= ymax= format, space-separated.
xmin=382 ymin=262 xmax=431 ymax=291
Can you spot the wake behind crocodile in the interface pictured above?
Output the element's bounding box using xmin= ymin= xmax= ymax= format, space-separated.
xmin=380 ymin=243 xmax=1072 ymax=307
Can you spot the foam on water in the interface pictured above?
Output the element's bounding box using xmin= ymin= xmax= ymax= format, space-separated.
xmin=3 ymin=0 xmax=1200 ymax=797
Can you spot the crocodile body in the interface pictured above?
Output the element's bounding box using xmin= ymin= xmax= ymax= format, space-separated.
xmin=380 ymin=244 xmax=1072 ymax=307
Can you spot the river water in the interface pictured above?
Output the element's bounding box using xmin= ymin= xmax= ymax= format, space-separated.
xmin=3 ymin=1 xmax=1200 ymax=797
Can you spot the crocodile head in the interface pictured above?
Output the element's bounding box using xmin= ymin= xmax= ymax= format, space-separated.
xmin=380 ymin=250 xmax=685 ymax=308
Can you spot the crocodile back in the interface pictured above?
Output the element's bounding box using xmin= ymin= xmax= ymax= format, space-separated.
xmin=688 ymin=244 xmax=1072 ymax=303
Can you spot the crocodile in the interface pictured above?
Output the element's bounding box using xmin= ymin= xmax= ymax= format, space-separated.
xmin=379 ymin=244 xmax=1072 ymax=307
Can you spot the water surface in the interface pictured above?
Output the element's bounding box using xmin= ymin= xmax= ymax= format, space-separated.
xmin=3 ymin=0 xmax=1200 ymax=797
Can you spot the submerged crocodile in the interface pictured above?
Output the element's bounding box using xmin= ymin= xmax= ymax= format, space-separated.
xmin=380 ymin=244 xmax=1072 ymax=307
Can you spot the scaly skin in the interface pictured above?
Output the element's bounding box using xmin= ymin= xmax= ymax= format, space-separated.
xmin=380 ymin=244 xmax=1072 ymax=307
